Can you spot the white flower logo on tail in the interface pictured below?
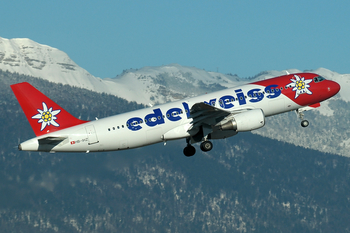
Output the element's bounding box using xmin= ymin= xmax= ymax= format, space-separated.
xmin=32 ymin=102 xmax=61 ymax=131
xmin=287 ymin=75 xmax=313 ymax=99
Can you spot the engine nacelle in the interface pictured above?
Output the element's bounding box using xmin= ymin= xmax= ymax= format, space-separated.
xmin=219 ymin=109 xmax=265 ymax=132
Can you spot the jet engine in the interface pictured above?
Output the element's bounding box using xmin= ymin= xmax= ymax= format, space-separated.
xmin=219 ymin=109 xmax=265 ymax=132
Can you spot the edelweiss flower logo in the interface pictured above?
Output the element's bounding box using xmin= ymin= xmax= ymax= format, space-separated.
xmin=287 ymin=75 xmax=313 ymax=99
xmin=32 ymin=102 xmax=61 ymax=131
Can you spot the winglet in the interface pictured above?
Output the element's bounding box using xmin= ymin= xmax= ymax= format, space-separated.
xmin=11 ymin=82 xmax=88 ymax=136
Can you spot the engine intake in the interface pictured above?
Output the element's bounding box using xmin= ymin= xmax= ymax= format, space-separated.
xmin=219 ymin=109 xmax=265 ymax=132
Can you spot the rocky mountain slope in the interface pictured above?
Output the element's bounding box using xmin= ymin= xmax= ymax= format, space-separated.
xmin=0 ymin=37 xmax=243 ymax=105
xmin=0 ymin=37 xmax=105 ymax=90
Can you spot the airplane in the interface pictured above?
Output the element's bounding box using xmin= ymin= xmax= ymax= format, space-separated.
xmin=11 ymin=73 xmax=340 ymax=157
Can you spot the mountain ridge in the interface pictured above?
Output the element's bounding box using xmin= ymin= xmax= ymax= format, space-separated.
xmin=1 ymin=37 xmax=350 ymax=105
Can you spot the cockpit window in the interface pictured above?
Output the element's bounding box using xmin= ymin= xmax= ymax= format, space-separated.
xmin=313 ymin=76 xmax=326 ymax=83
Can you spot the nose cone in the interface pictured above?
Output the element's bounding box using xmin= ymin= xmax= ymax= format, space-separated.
xmin=328 ymin=80 xmax=341 ymax=97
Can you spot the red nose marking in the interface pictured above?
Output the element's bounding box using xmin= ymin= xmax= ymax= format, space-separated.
xmin=328 ymin=81 xmax=341 ymax=95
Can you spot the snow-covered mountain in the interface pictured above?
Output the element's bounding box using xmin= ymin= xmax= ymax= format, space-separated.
xmin=1 ymin=37 xmax=350 ymax=156
xmin=0 ymin=37 xmax=108 ymax=90
xmin=1 ymin=37 xmax=350 ymax=105
xmin=105 ymin=64 xmax=246 ymax=104
xmin=0 ymin=37 xmax=243 ymax=105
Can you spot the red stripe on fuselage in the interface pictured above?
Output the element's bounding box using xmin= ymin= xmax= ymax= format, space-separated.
xmin=252 ymin=73 xmax=340 ymax=107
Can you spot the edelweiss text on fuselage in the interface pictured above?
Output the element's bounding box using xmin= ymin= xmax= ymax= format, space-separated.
xmin=126 ymin=84 xmax=281 ymax=131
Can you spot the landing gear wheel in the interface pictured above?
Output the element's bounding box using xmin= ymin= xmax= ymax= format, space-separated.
xmin=301 ymin=120 xmax=309 ymax=128
xmin=183 ymin=145 xmax=196 ymax=157
xmin=200 ymin=141 xmax=213 ymax=152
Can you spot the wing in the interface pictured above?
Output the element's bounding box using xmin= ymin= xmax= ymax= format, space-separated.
xmin=190 ymin=102 xmax=231 ymax=128
xmin=188 ymin=102 xmax=253 ymax=138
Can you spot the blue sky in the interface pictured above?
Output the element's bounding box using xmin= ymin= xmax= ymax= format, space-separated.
xmin=1 ymin=1 xmax=349 ymax=78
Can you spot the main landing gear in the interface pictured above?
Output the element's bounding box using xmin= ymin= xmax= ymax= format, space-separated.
xmin=200 ymin=140 xmax=213 ymax=152
xmin=183 ymin=138 xmax=213 ymax=157
xmin=183 ymin=144 xmax=196 ymax=157
xmin=296 ymin=109 xmax=309 ymax=128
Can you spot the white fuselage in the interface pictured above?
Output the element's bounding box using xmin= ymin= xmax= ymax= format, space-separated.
xmin=20 ymin=83 xmax=299 ymax=152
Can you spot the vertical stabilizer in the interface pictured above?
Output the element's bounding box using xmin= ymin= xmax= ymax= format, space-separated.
xmin=11 ymin=82 xmax=88 ymax=136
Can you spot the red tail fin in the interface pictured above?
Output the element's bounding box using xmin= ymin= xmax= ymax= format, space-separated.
xmin=11 ymin=82 xmax=88 ymax=136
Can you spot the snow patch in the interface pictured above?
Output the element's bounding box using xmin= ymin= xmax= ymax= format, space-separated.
xmin=316 ymin=101 xmax=334 ymax=116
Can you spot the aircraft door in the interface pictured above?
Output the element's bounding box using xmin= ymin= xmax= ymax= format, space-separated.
xmin=85 ymin=125 xmax=99 ymax=145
